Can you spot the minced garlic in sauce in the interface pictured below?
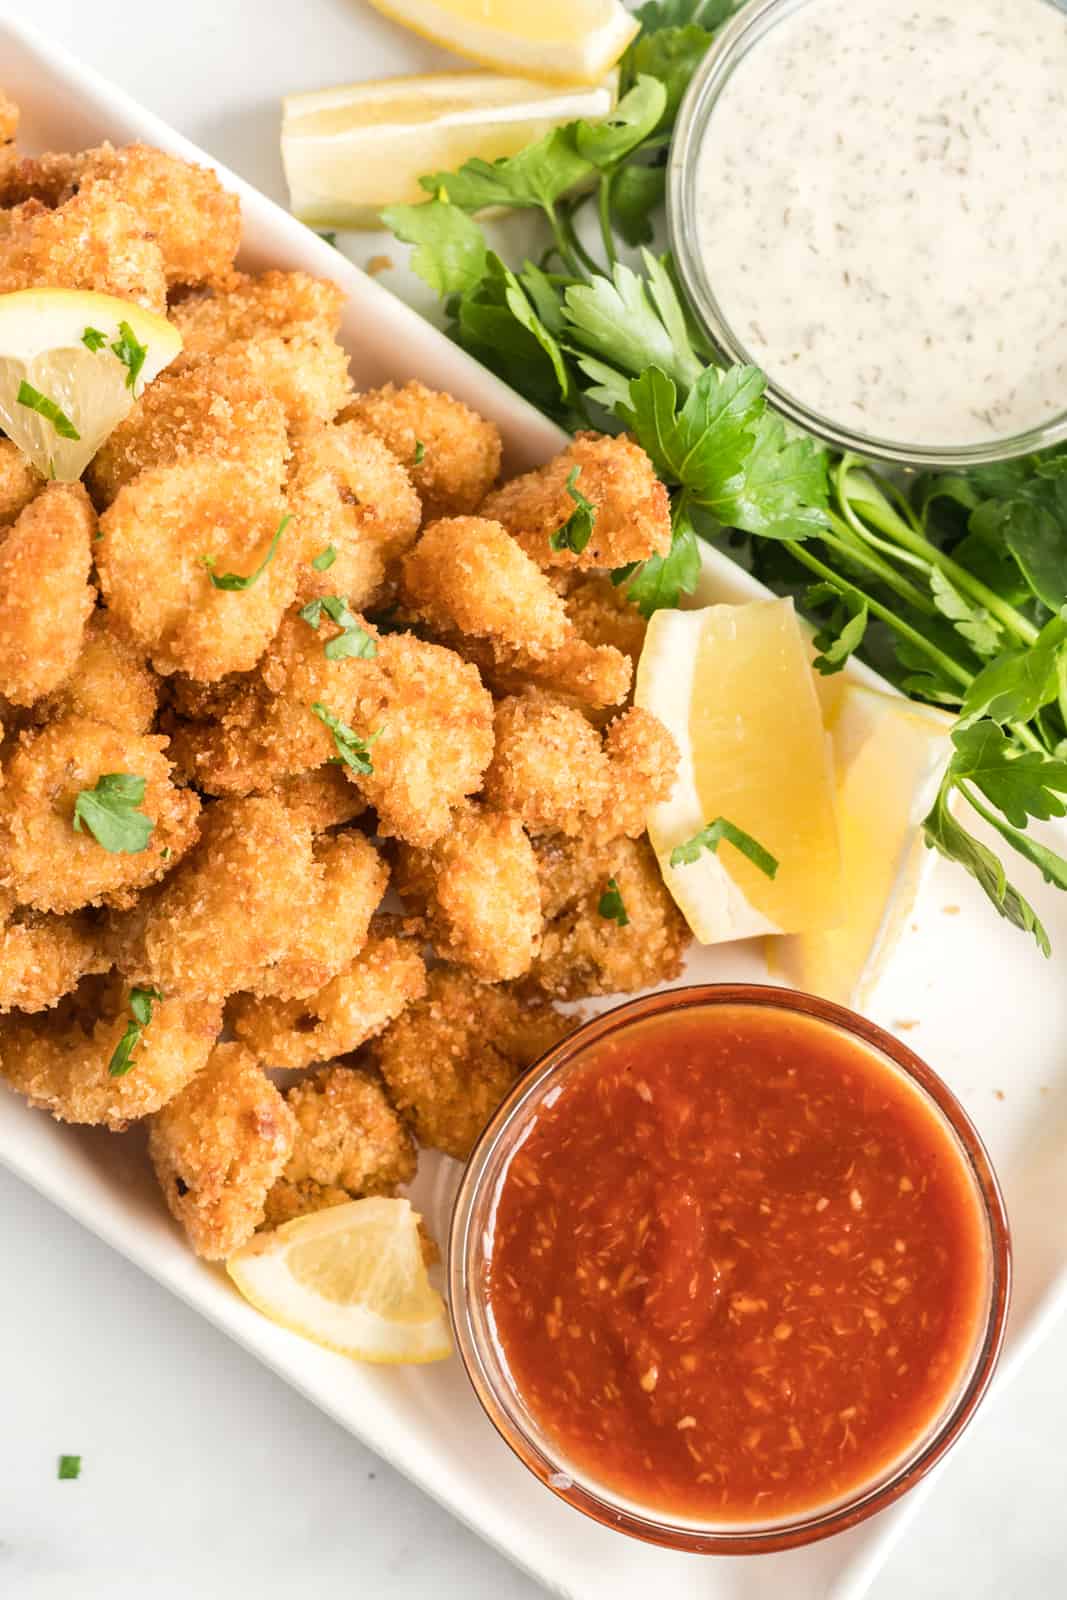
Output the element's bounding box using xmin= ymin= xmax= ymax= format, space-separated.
xmin=693 ymin=0 xmax=1067 ymax=447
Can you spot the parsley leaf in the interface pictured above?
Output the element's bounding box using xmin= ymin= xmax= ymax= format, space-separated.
xmin=16 ymin=380 xmax=80 ymax=440
xmin=622 ymin=496 xmax=701 ymax=616
xmin=957 ymin=614 xmax=1067 ymax=728
xmin=108 ymin=985 xmax=164 ymax=1077
xmin=669 ymin=817 xmax=779 ymax=877
xmin=381 ymin=198 xmax=488 ymax=296
xmin=550 ymin=466 xmax=597 ymax=553
xmin=947 ymin=723 xmax=1067 ymax=827
xmin=624 ymin=24 xmax=717 ymax=127
xmin=413 ymin=439 xmax=426 ymax=465
xmin=302 ymin=595 xmax=379 ymax=659
xmin=73 ymin=773 xmax=154 ymax=854
xmin=929 ymin=568 xmax=1001 ymax=659
xmin=597 ymin=876 xmax=630 ymax=926
xmin=421 ymin=126 xmax=593 ymax=212
xmin=110 ymin=320 xmax=148 ymax=390
xmin=567 ymin=257 xmax=703 ymax=391
xmin=58 ymin=1456 xmax=81 ymax=1481
xmin=311 ymin=702 xmax=380 ymax=774
xmin=610 ymin=163 xmax=667 ymax=247
xmin=574 ymin=77 xmax=668 ymax=168
xmin=807 ymin=583 xmax=869 ymax=675
xmin=923 ymin=780 xmax=1051 ymax=955
xmin=81 ymin=326 xmax=107 ymax=352
xmin=204 ymin=513 xmax=291 ymax=591
xmin=621 ymin=362 xmax=765 ymax=506
xmin=312 ymin=544 xmax=337 ymax=571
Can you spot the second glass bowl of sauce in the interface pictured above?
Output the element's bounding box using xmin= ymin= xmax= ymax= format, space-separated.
xmin=450 ymin=985 xmax=1010 ymax=1553
xmin=668 ymin=0 xmax=1067 ymax=466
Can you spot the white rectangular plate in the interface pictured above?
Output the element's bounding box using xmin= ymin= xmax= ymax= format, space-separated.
xmin=3 ymin=18 xmax=1066 ymax=1599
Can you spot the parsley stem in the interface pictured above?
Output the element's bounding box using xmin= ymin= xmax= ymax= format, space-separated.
xmin=821 ymin=516 xmax=939 ymax=617
xmin=597 ymin=174 xmax=618 ymax=269
xmin=544 ymin=200 xmax=587 ymax=281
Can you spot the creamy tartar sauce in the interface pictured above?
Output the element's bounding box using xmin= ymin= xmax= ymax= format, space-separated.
xmin=692 ymin=0 xmax=1067 ymax=448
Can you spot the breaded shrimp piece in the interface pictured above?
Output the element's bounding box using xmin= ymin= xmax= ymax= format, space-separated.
xmin=395 ymin=802 xmax=540 ymax=982
xmin=1 ymin=716 xmax=199 ymax=914
xmin=0 ymin=438 xmax=43 ymax=524
xmin=0 ymin=90 xmax=17 ymax=177
xmin=288 ymin=420 xmax=420 ymax=608
xmin=345 ymin=633 xmax=495 ymax=846
xmin=482 ymin=693 xmax=678 ymax=842
xmin=0 ymin=971 xmax=221 ymax=1129
xmin=0 ymin=148 xmax=80 ymax=207
xmin=76 ymin=143 xmax=240 ymax=290
xmin=149 ymin=1042 xmax=295 ymax=1259
xmin=230 ymin=929 xmax=426 ymax=1072
xmin=563 ymin=574 xmax=647 ymax=668
xmin=371 ymin=967 xmax=577 ymax=1159
xmin=0 ymin=907 xmax=109 ymax=1012
xmin=0 ymin=483 xmax=96 ymax=706
xmin=87 ymin=358 xmax=289 ymax=506
xmin=251 ymin=830 xmax=388 ymax=1000
xmin=263 ymin=1064 xmax=416 ymax=1228
xmin=96 ymin=459 xmax=296 ymax=681
xmin=33 ymin=612 xmax=158 ymax=734
xmin=206 ymin=330 xmax=352 ymax=428
xmin=531 ymin=834 xmax=690 ymax=1000
xmin=123 ymin=795 xmax=318 ymax=1002
xmin=170 ymin=270 xmax=345 ymax=359
xmin=272 ymin=766 xmax=366 ymax=832
xmin=0 ymin=181 xmax=167 ymax=312
xmin=342 ymin=380 xmax=502 ymax=520
xmin=481 ymin=432 xmax=670 ymax=572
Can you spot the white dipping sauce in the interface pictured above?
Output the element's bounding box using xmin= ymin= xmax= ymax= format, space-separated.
xmin=692 ymin=0 xmax=1067 ymax=448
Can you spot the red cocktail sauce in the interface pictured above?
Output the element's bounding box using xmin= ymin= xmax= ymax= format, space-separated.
xmin=484 ymin=1005 xmax=989 ymax=1522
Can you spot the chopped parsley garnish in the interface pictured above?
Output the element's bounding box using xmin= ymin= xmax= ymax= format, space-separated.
xmin=549 ymin=466 xmax=596 ymax=554
xmin=670 ymin=818 xmax=779 ymax=879
xmin=81 ymin=326 xmax=107 ymax=352
xmin=110 ymin=319 xmax=148 ymax=390
xmin=108 ymin=985 xmax=164 ymax=1078
xmin=299 ymin=594 xmax=378 ymax=660
xmin=203 ymin=513 xmax=291 ymax=591
xmin=318 ymin=231 xmax=338 ymax=247
xmin=72 ymin=773 xmax=154 ymax=854
xmin=57 ymin=1455 xmax=82 ymax=1480
xmin=311 ymin=702 xmax=380 ymax=774
xmin=413 ymin=439 xmax=426 ymax=466
xmin=311 ymin=545 xmax=337 ymax=571
xmin=16 ymin=380 xmax=80 ymax=440
xmin=597 ymin=876 xmax=629 ymax=926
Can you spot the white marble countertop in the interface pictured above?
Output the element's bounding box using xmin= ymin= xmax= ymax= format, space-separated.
xmin=1 ymin=2 xmax=1065 ymax=1595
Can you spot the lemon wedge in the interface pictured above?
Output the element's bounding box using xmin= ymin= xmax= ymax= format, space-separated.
xmin=768 ymin=684 xmax=953 ymax=1006
xmin=365 ymin=0 xmax=637 ymax=85
xmin=282 ymin=72 xmax=617 ymax=226
xmin=635 ymin=597 xmax=844 ymax=943
xmin=227 ymin=1198 xmax=451 ymax=1364
xmin=0 ymin=289 xmax=181 ymax=482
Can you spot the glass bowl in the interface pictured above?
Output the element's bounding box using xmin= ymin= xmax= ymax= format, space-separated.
xmin=667 ymin=0 xmax=1067 ymax=468
xmin=449 ymin=984 xmax=1011 ymax=1555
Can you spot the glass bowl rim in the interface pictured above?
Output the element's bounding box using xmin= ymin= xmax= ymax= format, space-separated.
xmin=666 ymin=0 xmax=1067 ymax=470
xmin=448 ymin=982 xmax=1012 ymax=1555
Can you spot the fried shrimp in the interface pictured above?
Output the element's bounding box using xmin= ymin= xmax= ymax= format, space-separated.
xmin=96 ymin=460 xmax=296 ymax=681
xmin=0 ymin=438 xmax=43 ymax=524
xmin=149 ymin=1042 xmax=296 ymax=1259
xmin=563 ymin=574 xmax=648 ymax=669
xmin=480 ymin=432 xmax=671 ymax=572
xmin=343 ymin=380 xmax=502 ymax=521
xmin=1 ymin=716 xmax=200 ymax=914
xmin=395 ymin=802 xmax=540 ymax=982
xmin=0 ymin=181 xmax=167 ymax=311
xmin=272 ymin=766 xmax=366 ymax=832
xmin=229 ymin=929 xmax=427 ymax=1071
xmin=288 ymin=420 xmax=420 ymax=608
xmin=531 ymin=834 xmax=690 ymax=999
xmin=482 ymin=692 xmax=679 ymax=842
xmin=0 ymin=483 xmax=96 ymax=706
xmin=371 ymin=967 xmax=577 ymax=1160
xmin=263 ymin=1064 xmax=417 ymax=1228
xmin=250 ymin=830 xmax=388 ymax=1000
xmin=0 ymin=971 xmax=221 ymax=1128
xmin=171 ymin=270 xmax=345 ymax=359
xmin=205 ymin=330 xmax=352 ymax=428
xmin=33 ymin=612 xmax=158 ymax=735
xmin=0 ymin=907 xmax=109 ymax=1012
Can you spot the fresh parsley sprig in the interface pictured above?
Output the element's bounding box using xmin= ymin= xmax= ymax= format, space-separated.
xmin=72 ymin=773 xmax=154 ymax=854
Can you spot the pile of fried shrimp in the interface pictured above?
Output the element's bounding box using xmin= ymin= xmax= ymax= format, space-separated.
xmin=0 ymin=94 xmax=689 ymax=1263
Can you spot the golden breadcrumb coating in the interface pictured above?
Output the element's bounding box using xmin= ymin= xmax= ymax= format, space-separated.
xmin=343 ymin=380 xmax=502 ymax=520
xmin=170 ymin=270 xmax=345 ymax=359
xmin=288 ymin=420 xmax=420 ymax=608
xmin=250 ymin=830 xmax=388 ymax=1000
xmin=396 ymin=802 xmax=540 ymax=982
xmin=371 ymin=967 xmax=578 ymax=1159
xmin=149 ymin=1042 xmax=295 ymax=1259
xmin=32 ymin=612 xmax=158 ymax=735
xmin=230 ymin=930 xmax=426 ymax=1072
xmin=562 ymin=574 xmax=648 ymax=667
xmin=0 ymin=971 xmax=221 ymax=1129
xmin=0 ymin=90 xmax=17 ymax=154
xmin=0 ymin=148 xmax=78 ymax=207
xmin=0 ymin=438 xmax=43 ymax=524
xmin=122 ymin=795 xmax=318 ymax=1002
xmin=204 ymin=330 xmax=352 ymax=428
xmin=272 ymin=766 xmax=366 ymax=832
xmin=531 ymin=834 xmax=690 ymax=1000
xmin=87 ymin=357 xmax=289 ymax=507
xmin=401 ymin=516 xmax=569 ymax=655
xmin=482 ymin=692 xmax=678 ymax=842
xmin=0 ymin=181 xmax=167 ymax=311
xmin=263 ymin=1064 xmax=416 ymax=1228
xmin=0 ymin=483 xmax=96 ymax=706
xmin=0 ymin=908 xmax=109 ymax=1012
xmin=480 ymin=432 xmax=670 ymax=572
xmin=1 ymin=716 xmax=200 ymax=914
xmin=97 ymin=459 xmax=297 ymax=681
